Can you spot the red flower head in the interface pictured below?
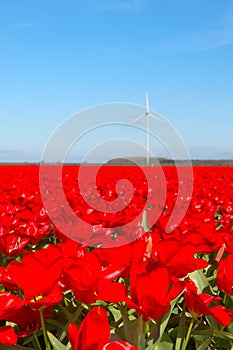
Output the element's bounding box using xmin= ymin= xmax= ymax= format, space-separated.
xmin=0 ymin=292 xmax=41 ymax=337
xmin=95 ymin=237 xmax=148 ymax=278
xmin=152 ymin=237 xmax=208 ymax=278
xmin=217 ymin=252 xmax=233 ymax=295
xmin=7 ymin=245 xmax=64 ymax=310
xmin=0 ymin=292 xmax=25 ymax=321
xmin=0 ymin=326 xmax=17 ymax=345
xmin=64 ymin=251 xmax=127 ymax=304
xmin=68 ymin=306 xmax=137 ymax=350
xmin=68 ymin=307 xmax=110 ymax=350
xmin=184 ymin=278 xmax=233 ymax=326
xmin=0 ymin=266 xmax=18 ymax=291
xmin=126 ymin=263 xmax=183 ymax=321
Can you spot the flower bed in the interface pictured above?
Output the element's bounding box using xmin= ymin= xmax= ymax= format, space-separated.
xmin=0 ymin=165 xmax=233 ymax=349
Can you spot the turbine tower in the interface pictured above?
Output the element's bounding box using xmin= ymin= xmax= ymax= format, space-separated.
xmin=133 ymin=93 xmax=160 ymax=165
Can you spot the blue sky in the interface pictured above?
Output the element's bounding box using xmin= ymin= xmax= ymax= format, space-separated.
xmin=0 ymin=0 xmax=233 ymax=162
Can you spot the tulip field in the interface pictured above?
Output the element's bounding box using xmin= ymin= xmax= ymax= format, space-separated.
xmin=1 ymin=164 xmax=233 ymax=350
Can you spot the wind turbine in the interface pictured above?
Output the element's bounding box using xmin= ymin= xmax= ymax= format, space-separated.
xmin=132 ymin=93 xmax=160 ymax=165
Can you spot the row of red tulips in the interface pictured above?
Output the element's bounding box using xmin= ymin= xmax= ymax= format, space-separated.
xmin=0 ymin=165 xmax=233 ymax=349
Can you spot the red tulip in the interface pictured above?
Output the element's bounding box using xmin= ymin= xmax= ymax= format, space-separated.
xmin=7 ymin=245 xmax=64 ymax=309
xmin=0 ymin=266 xmax=18 ymax=291
xmin=68 ymin=307 xmax=110 ymax=350
xmin=0 ymin=292 xmax=25 ymax=321
xmin=184 ymin=278 xmax=233 ymax=326
xmin=0 ymin=292 xmax=41 ymax=335
xmin=95 ymin=237 xmax=148 ymax=277
xmin=0 ymin=326 xmax=17 ymax=345
xmin=126 ymin=263 xmax=183 ymax=320
xmin=64 ymin=251 xmax=127 ymax=304
xmin=217 ymin=252 xmax=233 ymax=295
xmin=152 ymin=236 xmax=208 ymax=278
xmin=68 ymin=307 xmax=137 ymax=350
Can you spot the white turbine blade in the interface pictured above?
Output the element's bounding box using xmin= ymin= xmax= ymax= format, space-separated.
xmin=132 ymin=113 xmax=145 ymax=124
xmin=148 ymin=113 xmax=162 ymax=121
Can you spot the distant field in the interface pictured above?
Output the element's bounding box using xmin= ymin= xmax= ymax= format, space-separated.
xmin=1 ymin=157 xmax=233 ymax=166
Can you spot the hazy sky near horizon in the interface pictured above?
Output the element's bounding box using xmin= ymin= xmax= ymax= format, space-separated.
xmin=0 ymin=0 xmax=233 ymax=162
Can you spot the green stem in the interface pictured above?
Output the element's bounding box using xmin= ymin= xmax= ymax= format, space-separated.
xmin=206 ymin=275 xmax=216 ymax=282
xmin=39 ymin=309 xmax=51 ymax=350
xmin=181 ymin=316 xmax=195 ymax=350
xmin=133 ymin=314 xmax=145 ymax=350
xmin=63 ymin=293 xmax=69 ymax=307
xmin=33 ymin=332 xmax=42 ymax=350
xmin=223 ymin=293 xmax=228 ymax=305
